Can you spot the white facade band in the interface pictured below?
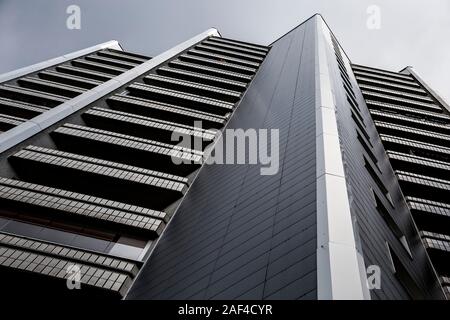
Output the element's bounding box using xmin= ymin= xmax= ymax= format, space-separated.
xmin=314 ymin=15 xmax=370 ymax=300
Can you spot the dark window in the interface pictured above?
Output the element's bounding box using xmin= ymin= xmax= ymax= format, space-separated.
xmin=364 ymin=156 xmax=394 ymax=206
xmin=386 ymin=243 xmax=423 ymax=299
xmin=373 ymin=191 xmax=412 ymax=258
xmin=357 ymin=131 xmax=378 ymax=169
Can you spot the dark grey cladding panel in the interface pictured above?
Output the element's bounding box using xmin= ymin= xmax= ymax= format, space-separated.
xmin=127 ymin=20 xmax=318 ymax=300
xmin=326 ymin=34 xmax=444 ymax=298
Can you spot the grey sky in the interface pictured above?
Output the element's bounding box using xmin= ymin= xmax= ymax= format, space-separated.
xmin=1 ymin=0 xmax=449 ymax=102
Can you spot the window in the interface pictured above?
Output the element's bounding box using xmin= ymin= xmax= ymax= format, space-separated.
xmin=352 ymin=111 xmax=371 ymax=143
xmin=386 ymin=242 xmax=424 ymax=299
xmin=364 ymin=156 xmax=394 ymax=206
xmin=357 ymin=131 xmax=378 ymax=170
xmin=373 ymin=191 xmax=412 ymax=258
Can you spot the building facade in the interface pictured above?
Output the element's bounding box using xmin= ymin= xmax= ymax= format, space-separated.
xmin=0 ymin=14 xmax=447 ymax=299
xmin=352 ymin=64 xmax=450 ymax=299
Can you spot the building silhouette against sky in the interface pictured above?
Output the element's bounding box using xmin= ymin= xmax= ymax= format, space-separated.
xmin=0 ymin=14 xmax=447 ymax=299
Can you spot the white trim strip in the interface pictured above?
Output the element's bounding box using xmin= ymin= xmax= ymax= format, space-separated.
xmin=0 ymin=29 xmax=219 ymax=154
xmin=401 ymin=66 xmax=450 ymax=114
xmin=314 ymin=15 xmax=369 ymax=300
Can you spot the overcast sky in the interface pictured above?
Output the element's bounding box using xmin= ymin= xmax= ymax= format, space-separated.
xmin=1 ymin=0 xmax=449 ymax=102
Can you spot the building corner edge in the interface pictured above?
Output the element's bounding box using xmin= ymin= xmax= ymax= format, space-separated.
xmin=314 ymin=15 xmax=370 ymax=300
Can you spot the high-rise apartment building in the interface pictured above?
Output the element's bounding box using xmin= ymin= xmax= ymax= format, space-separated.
xmin=0 ymin=14 xmax=447 ymax=300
